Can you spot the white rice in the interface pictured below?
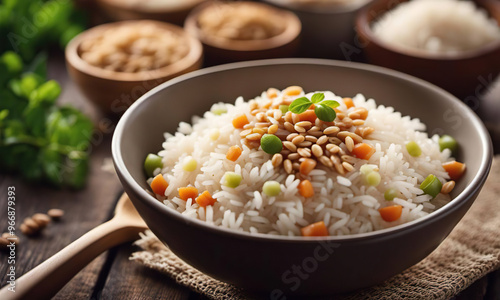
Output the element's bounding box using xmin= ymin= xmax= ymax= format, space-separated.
xmin=372 ymin=0 xmax=500 ymax=55
xmin=151 ymin=89 xmax=455 ymax=236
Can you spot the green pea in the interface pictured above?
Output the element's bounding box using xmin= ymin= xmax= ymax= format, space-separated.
xmin=420 ymin=174 xmax=442 ymax=198
xmin=438 ymin=135 xmax=457 ymax=154
xmin=263 ymin=181 xmax=281 ymax=197
xmin=224 ymin=172 xmax=242 ymax=188
xmin=279 ymin=105 xmax=289 ymax=114
xmin=384 ymin=188 xmax=400 ymax=201
xmin=144 ymin=153 xmax=163 ymax=177
xmin=366 ymin=171 xmax=381 ymax=186
xmin=406 ymin=141 xmax=422 ymax=157
xmin=260 ymin=134 xmax=283 ymax=155
xmin=183 ymin=157 xmax=197 ymax=172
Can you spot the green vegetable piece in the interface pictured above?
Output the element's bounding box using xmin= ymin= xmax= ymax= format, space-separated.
xmin=224 ymin=172 xmax=242 ymax=188
xmin=279 ymin=105 xmax=289 ymax=114
xmin=211 ymin=107 xmax=227 ymax=115
xmin=29 ymin=80 xmax=61 ymax=105
xmin=314 ymin=104 xmax=336 ymax=122
xmin=263 ymin=181 xmax=281 ymax=197
xmin=289 ymin=97 xmax=312 ymax=114
xmin=406 ymin=141 xmax=422 ymax=157
xmin=438 ymin=135 xmax=458 ymax=154
xmin=144 ymin=153 xmax=163 ymax=177
xmin=384 ymin=188 xmax=400 ymax=201
xmin=260 ymin=134 xmax=283 ymax=155
xmin=365 ymin=171 xmax=381 ymax=186
xmin=183 ymin=157 xmax=197 ymax=172
xmin=420 ymin=174 xmax=442 ymax=198
xmin=1 ymin=51 xmax=23 ymax=74
xmin=319 ymin=100 xmax=340 ymax=108
xmin=311 ymin=92 xmax=325 ymax=104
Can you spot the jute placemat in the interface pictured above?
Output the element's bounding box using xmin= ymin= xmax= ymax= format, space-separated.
xmin=130 ymin=156 xmax=500 ymax=299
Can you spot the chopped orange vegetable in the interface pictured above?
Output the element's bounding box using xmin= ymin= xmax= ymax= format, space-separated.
xmin=344 ymin=97 xmax=355 ymax=109
xmin=298 ymin=180 xmax=314 ymax=198
xmin=301 ymin=221 xmax=329 ymax=237
xmin=379 ymin=205 xmax=403 ymax=222
xmin=151 ymin=174 xmax=168 ymax=196
xmin=297 ymin=110 xmax=317 ymax=123
xmin=299 ymin=158 xmax=317 ymax=175
xmin=352 ymin=142 xmax=375 ymax=160
xmin=232 ymin=114 xmax=249 ymax=129
xmin=196 ymin=190 xmax=216 ymax=207
xmin=178 ymin=186 xmax=199 ymax=201
xmin=226 ymin=145 xmax=242 ymax=161
xmin=442 ymin=161 xmax=466 ymax=181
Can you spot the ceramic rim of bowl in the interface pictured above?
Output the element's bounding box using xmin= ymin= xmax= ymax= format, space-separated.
xmin=112 ymin=58 xmax=492 ymax=243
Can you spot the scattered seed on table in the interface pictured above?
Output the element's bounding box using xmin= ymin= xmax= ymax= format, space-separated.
xmin=32 ymin=213 xmax=51 ymax=227
xmin=48 ymin=208 xmax=64 ymax=221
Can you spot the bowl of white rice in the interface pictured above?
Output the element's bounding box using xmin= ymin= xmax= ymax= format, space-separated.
xmin=356 ymin=0 xmax=500 ymax=99
xmin=112 ymin=58 xmax=492 ymax=295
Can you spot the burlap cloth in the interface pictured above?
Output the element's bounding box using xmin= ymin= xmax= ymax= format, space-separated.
xmin=130 ymin=156 xmax=500 ymax=299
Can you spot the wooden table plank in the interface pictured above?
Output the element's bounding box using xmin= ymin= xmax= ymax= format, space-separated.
xmin=99 ymin=244 xmax=192 ymax=300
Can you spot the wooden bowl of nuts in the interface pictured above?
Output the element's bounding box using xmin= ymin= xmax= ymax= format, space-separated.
xmin=184 ymin=1 xmax=301 ymax=65
xmin=66 ymin=20 xmax=203 ymax=114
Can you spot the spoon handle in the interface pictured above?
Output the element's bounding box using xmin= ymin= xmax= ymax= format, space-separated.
xmin=0 ymin=218 xmax=141 ymax=300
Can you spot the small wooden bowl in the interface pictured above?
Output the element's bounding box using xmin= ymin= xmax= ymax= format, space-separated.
xmin=356 ymin=0 xmax=500 ymax=99
xmin=95 ymin=0 xmax=207 ymax=25
xmin=65 ymin=20 xmax=203 ymax=114
xmin=184 ymin=1 xmax=301 ymax=65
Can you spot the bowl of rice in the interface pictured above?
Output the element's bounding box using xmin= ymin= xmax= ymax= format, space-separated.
xmin=356 ymin=0 xmax=500 ymax=99
xmin=112 ymin=59 xmax=492 ymax=294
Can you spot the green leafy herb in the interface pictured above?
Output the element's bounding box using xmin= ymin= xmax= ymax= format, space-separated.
xmin=288 ymin=92 xmax=340 ymax=122
xmin=314 ymin=104 xmax=336 ymax=122
xmin=0 ymin=46 xmax=93 ymax=189
xmin=288 ymin=97 xmax=311 ymax=115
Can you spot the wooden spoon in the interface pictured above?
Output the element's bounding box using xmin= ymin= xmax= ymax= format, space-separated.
xmin=0 ymin=193 xmax=147 ymax=299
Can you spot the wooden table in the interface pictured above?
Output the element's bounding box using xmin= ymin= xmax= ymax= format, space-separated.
xmin=1 ymin=51 xmax=499 ymax=300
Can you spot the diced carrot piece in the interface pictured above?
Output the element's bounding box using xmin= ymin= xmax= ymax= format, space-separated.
xmin=178 ymin=186 xmax=199 ymax=201
xmin=297 ymin=110 xmax=317 ymax=123
xmin=298 ymin=180 xmax=314 ymax=198
xmin=442 ymin=161 xmax=466 ymax=181
xmin=301 ymin=221 xmax=328 ymax=237
xmin=151 ymin=174 xmax=168 ymax=196
xmin=344 ymin=97 xmax=355 ymax=109
xmin=226 ymin=145 xmax=242 ymax=161
xmin=232 ymin=114 xmax=249 ymax=129
xmin=196 ymin=190 xmax=216 ymax=207
xmin=352 ymin=143 xmax=375 ymax=160
xmin=379 ymin=205 xmax=403 ymax=222
xmin=299 ymin=158 xmax=317 ymax=175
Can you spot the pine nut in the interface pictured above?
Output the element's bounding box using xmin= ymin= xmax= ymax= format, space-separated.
xmin=441 ymin=181 xmax=455 ymax=194
xmin=268 ymin=124 xmax=279 ymax=134
xmin=292 ymin=135 xmax=305 ymax=145
xmin=323 ymin=126 xmax=340 ymax=135
xmin=284 ymin=159 xmax=293 ymax=174
xmin=316 ymin=135 xmax=328 ymax=145
xmin=345 ymin=136 xmax=355 ymax=152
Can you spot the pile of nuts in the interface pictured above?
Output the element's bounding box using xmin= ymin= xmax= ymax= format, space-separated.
xmin=79 ymin=22 xmax=189 ymax=73
xmin=19 ymin=209 xmax=64 ymax=237
xmin=241 ymin=86 xmax=375 ymax=177
xmin=197 ymin=2 xmax=286 ymax=40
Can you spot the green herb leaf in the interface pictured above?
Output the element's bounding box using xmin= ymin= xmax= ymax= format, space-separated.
xmin=289 ymin=97 xmax=312 ymax=114
xmin=319 ymin=100 xmax=340 ymax=108
xmin=314 ymin=104 xmax=336 ymax=122
xmin=311 ymin=93 xmax=325 ymax=104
